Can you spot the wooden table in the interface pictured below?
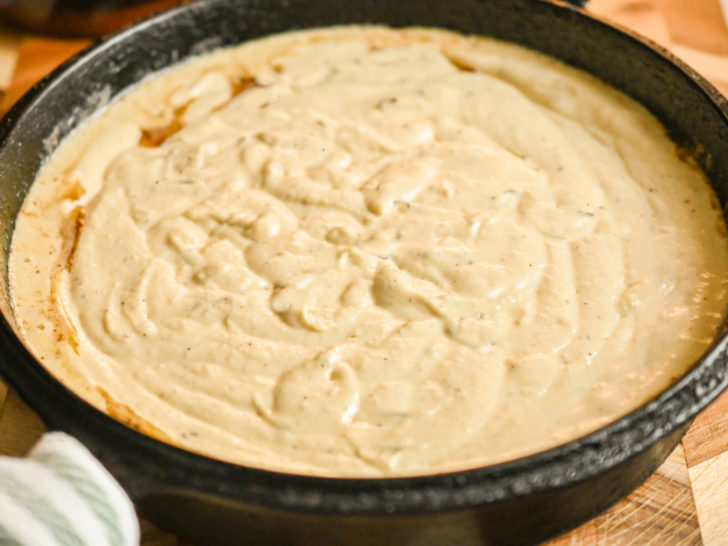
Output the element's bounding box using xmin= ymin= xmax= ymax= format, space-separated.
xmin=1 ymin=1 xmax=728 ymax=544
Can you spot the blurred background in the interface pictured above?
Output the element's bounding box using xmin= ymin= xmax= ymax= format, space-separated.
xmin=0 ymin=0 xmax=190 ymax=36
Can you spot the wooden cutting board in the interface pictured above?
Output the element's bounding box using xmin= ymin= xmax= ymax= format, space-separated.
xmin=1 ymin=1 xmax=728 ymax=544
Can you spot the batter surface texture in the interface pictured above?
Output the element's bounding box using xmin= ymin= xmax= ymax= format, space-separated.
xmin=10 ymin=27 xmax=728 ymax=477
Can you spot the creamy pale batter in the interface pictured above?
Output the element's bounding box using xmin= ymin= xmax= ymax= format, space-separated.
xmin=9 ymin=27 xmax=728 ymax=477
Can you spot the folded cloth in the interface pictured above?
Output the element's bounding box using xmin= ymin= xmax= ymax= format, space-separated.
xmin=0 ymin=432 xmax=139 ymax=546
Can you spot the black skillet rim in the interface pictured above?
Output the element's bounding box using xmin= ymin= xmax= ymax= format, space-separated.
xmin=0 ymin=0 xmax=727 ymax=517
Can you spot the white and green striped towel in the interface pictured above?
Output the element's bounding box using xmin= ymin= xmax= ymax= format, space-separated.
xmin=0 ymin=432 xmax=139 ymax=546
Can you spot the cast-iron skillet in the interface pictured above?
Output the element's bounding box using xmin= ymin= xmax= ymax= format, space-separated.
xmin=0 ymin=1 xmax=727 ymax=544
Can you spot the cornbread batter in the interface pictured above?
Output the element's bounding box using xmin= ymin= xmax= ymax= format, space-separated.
xmin=10 ymin=27 xmax=728 ymax=477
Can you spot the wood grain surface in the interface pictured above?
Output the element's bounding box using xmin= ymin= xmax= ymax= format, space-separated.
xmin=1 ymin=1 xmax=728 ymax=544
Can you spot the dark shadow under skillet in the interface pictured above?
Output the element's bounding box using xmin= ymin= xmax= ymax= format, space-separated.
xmin=0 ymin=0 xmax=727 ymax=544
